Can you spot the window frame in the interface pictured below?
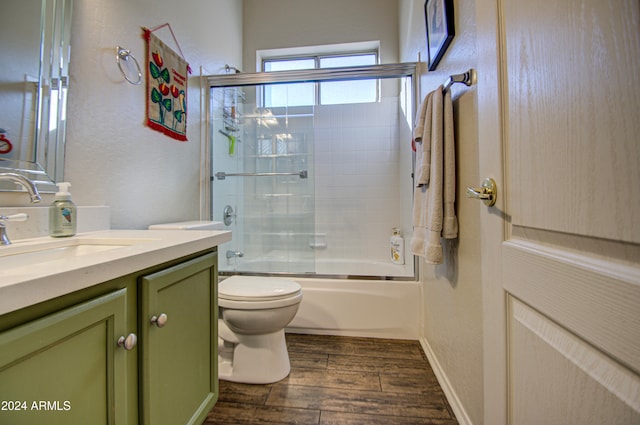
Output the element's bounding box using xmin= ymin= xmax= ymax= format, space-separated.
xmin=261 ymin=50 xmax=380 ymax=107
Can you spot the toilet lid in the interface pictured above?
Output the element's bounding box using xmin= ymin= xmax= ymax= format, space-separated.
xmin=219 ymin=276 xmax=301 ymax=301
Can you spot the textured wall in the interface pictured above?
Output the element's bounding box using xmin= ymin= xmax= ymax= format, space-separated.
xmin=33 ymin=0 xmax=242 ymax=229
xmin=399 ymin=1 xmax=483 ymax=424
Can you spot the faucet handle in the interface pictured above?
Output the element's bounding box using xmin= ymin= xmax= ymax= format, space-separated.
xmin=0 ymin=213 xmax=28 ymax=223
xmin=0 ymin=213 xmax=29 ymax=245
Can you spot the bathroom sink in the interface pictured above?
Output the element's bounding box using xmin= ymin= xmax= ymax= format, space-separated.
xmin=0 ymin=237 xmax=158 ymax=268
xmin=0 ymin=229 xmax=232 ymax=316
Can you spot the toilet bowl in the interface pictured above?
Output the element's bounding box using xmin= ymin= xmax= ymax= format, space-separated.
xmin=218 ymin=275 xmax=302 ymax=384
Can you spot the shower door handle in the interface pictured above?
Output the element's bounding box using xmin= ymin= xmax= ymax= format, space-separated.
xmin=214 ymin=170 xmax=308 ymax=180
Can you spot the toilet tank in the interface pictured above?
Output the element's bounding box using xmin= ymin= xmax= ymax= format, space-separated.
xmin=148 ymin=220 xmax=224 ymax=230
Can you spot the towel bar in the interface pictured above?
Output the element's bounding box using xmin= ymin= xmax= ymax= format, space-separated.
xmin=442 ymin=69 xmax=476 ymax=93
xmin=214 ymin=170 xmax=308 ymax=180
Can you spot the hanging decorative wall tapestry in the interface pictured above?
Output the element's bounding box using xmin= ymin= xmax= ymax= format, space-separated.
xmin=143 ymin=24 xmax=191 ymax=141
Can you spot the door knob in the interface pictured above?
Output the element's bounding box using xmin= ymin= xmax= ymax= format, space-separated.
xmin=466 ymin=178 xmax=497 ymax=206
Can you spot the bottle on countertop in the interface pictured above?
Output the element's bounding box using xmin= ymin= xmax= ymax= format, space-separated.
xmin=390 ymin=227 xmax=404 ymax=265
xmin=49 ymin=182 xmax=77 ymax=237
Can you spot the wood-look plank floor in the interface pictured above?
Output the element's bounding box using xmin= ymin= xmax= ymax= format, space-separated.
xmin=204 ymin=334 xmax=459 ymax=425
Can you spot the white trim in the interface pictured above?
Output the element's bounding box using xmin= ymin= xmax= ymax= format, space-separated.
xmin=255 ymin=41 xmax=381 ymax=72
xmin=420 ymin=336 xmax=474 ymax=425
xmin=198 ymin=66 xmax=211 ymax=221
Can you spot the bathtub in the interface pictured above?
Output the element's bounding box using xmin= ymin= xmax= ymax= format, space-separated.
xmin=220 ymin=258 xmax=421 ymax=340
xmin=221 ymin=257 xmax=415 ymax=278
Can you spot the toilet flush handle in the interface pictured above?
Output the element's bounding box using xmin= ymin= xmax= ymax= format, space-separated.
xmin=150 ymin=313 xmax=168 ymax=328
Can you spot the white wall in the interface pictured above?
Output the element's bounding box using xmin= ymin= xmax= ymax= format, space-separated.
xmin=0 ymin=0 xmax=243 ymax=228
xmin=66 ymin=0 xmax=242 ymax=229
xmin=399 ymin=1 xmax=483 ymax=424
xmin=242 ymin=0 xmax=399 ymax=71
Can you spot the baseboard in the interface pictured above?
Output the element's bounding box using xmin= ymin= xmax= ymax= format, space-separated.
xmin=419 ymin=337 xmax=474 ymax=425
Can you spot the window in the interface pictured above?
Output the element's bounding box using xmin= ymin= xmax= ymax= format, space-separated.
xmin=262 ymin=52 xmax=378 ymax=107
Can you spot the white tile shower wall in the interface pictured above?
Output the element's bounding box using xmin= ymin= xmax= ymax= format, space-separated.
xmin=314 ymin=97 xmax=403 ymax=265
xmin=215 ymin=91 xmax=412 ymax=274
xmin=241 ymin=106 xmax=315 ymax=268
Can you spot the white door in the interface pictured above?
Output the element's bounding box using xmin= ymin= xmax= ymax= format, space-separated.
xmin=476 ymin=0 xmax=640 ymax=424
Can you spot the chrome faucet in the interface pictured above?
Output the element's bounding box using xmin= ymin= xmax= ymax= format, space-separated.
xmin=226 ymin=250 xmax=244 ymax=259
xmin=0 ymin=173 xmax=42 ymax=245
xmin=0 ymin=213 xmax=29 ymax=245
xmin=0 ymin=173 xmax=42 ymax=203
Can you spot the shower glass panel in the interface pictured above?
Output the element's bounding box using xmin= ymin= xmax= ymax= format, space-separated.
xmin=210 ymin=64 xmax=416 ymax=279
xmin=211 ymin=84 xmax=315 ymax=274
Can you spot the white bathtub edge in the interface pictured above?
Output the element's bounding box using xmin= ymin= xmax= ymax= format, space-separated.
xmin=285 ymin=277 xmax=421 ymax=340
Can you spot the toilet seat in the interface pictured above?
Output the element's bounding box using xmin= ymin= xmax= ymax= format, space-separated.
xmin=219 ymin=276 xmax=302 ymax=310
xmin=219 ymin=276 xmax=301 ymax=301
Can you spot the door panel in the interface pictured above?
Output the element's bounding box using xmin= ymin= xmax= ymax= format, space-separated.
xmin=509 ymin=297 xmax=640 ymax=424
xmin=503 ymin=0 xmax=640 ymax=243
xmin=478 ymin=0 xmax=640 ymax=423
xmin=503 ymin=240 xmax=640 ymax=373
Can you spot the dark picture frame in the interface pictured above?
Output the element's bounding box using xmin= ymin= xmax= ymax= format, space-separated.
xmin=425 ymin=0 xmax=455 ymax=71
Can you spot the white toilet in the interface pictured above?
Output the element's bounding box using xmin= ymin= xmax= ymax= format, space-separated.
xmin=218 ymin=275 xmax=302 ymax=384
xmin=148 ymin=221 xmax=303 ymax=384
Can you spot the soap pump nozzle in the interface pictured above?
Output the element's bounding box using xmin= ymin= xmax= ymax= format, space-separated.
xmin=55 ymin=182 xmax=72 ymax=200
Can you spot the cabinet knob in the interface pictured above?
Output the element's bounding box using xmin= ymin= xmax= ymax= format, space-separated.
xmin=150 ymin=313 xmax=168 ymax=328
xmin=117 ymin=333 xmax=137 ymax=350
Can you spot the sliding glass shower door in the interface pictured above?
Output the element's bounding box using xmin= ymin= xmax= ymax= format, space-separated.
xmin=211 ymin=84 xmax=316 ymax=274
xmin=210 ymin=64 xmax=417 ymax=279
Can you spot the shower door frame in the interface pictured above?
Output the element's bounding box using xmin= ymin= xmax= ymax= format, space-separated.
xmin=206 ymin=63 xmax=420 ymax=281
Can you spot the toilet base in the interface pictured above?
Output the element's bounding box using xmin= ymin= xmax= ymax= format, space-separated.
xmin=218 ymin=319 xmax=291 ymax=384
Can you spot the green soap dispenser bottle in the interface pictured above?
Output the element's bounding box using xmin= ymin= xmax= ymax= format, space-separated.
xmin=49 ymin=182 xmax=77 ymax=237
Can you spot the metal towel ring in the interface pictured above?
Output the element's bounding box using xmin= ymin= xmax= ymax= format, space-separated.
xmin=116 ymin=46 xmax=142 ymax=85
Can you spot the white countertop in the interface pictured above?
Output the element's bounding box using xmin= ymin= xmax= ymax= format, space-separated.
xmin=0 ymin=229 xmax=231 ymax=316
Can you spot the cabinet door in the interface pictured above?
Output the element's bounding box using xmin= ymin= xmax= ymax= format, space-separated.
xmin=0 ymin=289 xmax=131 ymax=425
xmin=140 ymin=252 xmax=218 ymax=425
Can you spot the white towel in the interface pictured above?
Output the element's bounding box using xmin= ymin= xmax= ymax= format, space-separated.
xmin=413 ymin=91 xmax=433 ymax=185
xmin=442 ymin=89 xmax=458 ymax=239
xmin=411 ymin=86 xmax=457 ymax=264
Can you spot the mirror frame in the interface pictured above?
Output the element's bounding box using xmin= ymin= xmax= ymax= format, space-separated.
xmin=0 ymin=0 xmax=73 ymax=193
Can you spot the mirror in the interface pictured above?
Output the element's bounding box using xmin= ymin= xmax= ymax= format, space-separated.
xmin=0 ymin=0 xmax=73 ymax=193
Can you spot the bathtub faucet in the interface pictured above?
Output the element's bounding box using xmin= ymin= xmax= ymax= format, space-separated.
xmin=226 ymin=250 xmax=244 ymax=259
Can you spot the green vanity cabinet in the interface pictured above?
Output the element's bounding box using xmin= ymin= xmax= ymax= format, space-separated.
xmin=0 ymin=288 xmax=133 ymax=425
xmin=0 ymin=249 xmax=219 ymax=425
xmin=140 ymin=252 xmax=218 ymax=425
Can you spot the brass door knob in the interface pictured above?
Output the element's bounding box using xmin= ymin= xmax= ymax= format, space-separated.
xmin=466 ymin=178 xmax=497 ymax=206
